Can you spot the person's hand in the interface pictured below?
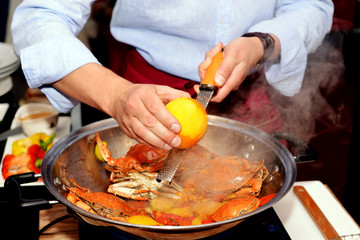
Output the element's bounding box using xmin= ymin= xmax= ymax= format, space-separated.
xmin=196 ymin=37 xmax=265 ymax=102
xmin=53 ymin=63 xmax=191 ymax=150
xmin=110 ymin=84 xmax=191 ymax=150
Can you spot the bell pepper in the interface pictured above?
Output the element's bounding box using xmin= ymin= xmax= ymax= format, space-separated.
xmin=40 ymin=133 xmax=55 ymax=151
xmin=2 ymin=149 xmax=40 ymax=180
xmin=152 ymin=211 xmax=195 ymax=226
xmin=2 ymin=132 xmax=56 ymax=180
xmin=259 ymin=193 xmax=277 ymax=206
xmin=2 ymin=143 xmax=50 ymax=180
xmin=28 ymin=144 xmax=46 ymax=168
xmin=11 ymin=132 xmax=51 ymax=156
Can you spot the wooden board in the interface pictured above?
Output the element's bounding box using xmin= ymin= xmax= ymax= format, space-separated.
xmin=39 ymin=204 xmax=79 ymax=240
xmin=293 ymin=185 xmax=339 ymax=240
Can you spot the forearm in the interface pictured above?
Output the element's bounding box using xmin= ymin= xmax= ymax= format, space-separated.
xmin=242 ymin=33 xmax=281 ymax=64
xmin=53 ymin=63 xmax=132 ymax=116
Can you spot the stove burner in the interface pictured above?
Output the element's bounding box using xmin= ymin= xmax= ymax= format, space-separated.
xmin=78 ymin=208 xmax=291 ymax=240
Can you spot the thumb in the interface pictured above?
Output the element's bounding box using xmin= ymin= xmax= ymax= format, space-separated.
xmin=214 ymin=56 xmax=234 ymax=87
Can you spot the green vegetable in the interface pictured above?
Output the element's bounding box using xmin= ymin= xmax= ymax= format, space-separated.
xmin=35 ymin=158 xmax=42 ymax=168
xmin=40 ymin=133 xmax=55 ymax=151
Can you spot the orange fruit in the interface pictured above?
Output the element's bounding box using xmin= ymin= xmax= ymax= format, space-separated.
xmin=166 ymin=97 xmax=208 ymax=149
xmin=126 ymin=215 xmax=161 ymax=226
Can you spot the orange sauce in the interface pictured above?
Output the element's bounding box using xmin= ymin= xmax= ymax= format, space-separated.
xmin=19 ymin=112 xmax=54 ymax=121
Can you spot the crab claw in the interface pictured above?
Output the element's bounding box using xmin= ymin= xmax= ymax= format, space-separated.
xmin=108 ymin=172 xmax=183 ymax=200
xmin=96 ymin=133 xmax=112 ymax=162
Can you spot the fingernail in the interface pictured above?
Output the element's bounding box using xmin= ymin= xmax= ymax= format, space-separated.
xmin=170 ymin=123 xmax=181 ymax=133
xmin=171 ymin=136 xmax=181 ymax=147
xmin=163 ymin=144 xmax=172 ymax=150
xmin=215 ymin=74 xmax=225 ymax=86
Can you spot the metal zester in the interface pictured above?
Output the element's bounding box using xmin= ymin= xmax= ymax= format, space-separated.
xmin=156 ymin=51 xmax=224 ymax=183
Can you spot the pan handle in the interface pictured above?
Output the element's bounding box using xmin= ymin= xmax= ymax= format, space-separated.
xmin=270 ymin=132 xmax=318 ymax=163
xmin=4 ymin=172 xmax=56 ymax=209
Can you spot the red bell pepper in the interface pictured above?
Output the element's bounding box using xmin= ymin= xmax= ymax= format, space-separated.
xmin=259 ymin=193 xmax=277 ymax=206
xmin=2 ymin=144 xmax=44 ymax=180
xmin=201 ymin=217 xmax=215 ymax=224
xmin=152 ymin=210 xmax=195 ymax=226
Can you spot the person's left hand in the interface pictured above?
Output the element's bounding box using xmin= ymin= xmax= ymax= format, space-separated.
xmin=196 ymin=37 xmax=264 ymax=102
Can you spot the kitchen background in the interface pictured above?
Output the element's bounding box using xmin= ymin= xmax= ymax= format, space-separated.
xmin=1 ymin=0 xmax=360 ymax=225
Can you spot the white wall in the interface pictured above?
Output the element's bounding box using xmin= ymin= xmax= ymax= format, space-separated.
xmin=5 ymin=0 xmax=22 ymax=43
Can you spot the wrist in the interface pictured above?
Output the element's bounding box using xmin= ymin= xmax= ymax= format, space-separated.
xmin=242 ymin=32 xmax=275 ymax=63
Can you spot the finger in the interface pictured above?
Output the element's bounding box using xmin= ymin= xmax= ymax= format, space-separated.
xmin=117 ymin=115 xmax=148 ymax=145
xmin=137 ymin=95 xmax=182 ymax=148
xmin=118 ymin=91 xmax=177 ymax=149
xmin=122 ymin=101 xmax=176 ymax=150
xmin=198 ymin=57 xmax=212 ymax=80
xmin=205 ymin=42 xmax=223 ymax=59
xmin=213 ymin=50 xmax=238 ymax=87
xmin=199 ymin=42 xmax=223 ymax=80
xmin=193 ymin=84 xmax=200 ymax=94
xmin=212 ymin=61 xmax=248 ymax=102
xmin=130 ymin=116 xmax=174 ymax=150
xmin=155 ymin=85 xmax=191 ymax=104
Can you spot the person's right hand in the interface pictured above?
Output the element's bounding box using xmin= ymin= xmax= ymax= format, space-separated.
xmin=110 ymin=83 xmax=191 ymax=150
xmin=53 ymin=63 xmax=191 ymax=150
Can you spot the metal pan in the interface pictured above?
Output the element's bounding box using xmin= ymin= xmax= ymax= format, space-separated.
xmin=7 ymin=115 xmax=298 ymax=239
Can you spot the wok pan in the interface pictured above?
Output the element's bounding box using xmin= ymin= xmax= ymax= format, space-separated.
xmin=6 ymin=115 xmax=301 ymax=239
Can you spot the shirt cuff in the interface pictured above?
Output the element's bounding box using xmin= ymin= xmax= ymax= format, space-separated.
xmin=40 ymin=85 xmax=79 ymax=113
xmin=249 ymin=22 xmax=307 ymax=97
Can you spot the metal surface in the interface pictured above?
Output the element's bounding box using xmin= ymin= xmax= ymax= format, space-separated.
xmin=41 ymin=116 xmax=297 ymax=240
xmin=156 ymin=51 xmax=222 ymax=183
xmin=195 ymin=84 xmax=217 ymax=109
xmin=0 ymin=126 xmax=22 ymax=141
xmin=156 ymin=84 xmax=217 ymax=183
xmin=156 ymin=148 xmax=185 ymax=183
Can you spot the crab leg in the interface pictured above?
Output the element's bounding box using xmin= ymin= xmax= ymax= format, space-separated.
xmin=95 ymin=133 xmax=113 ymax=162
xmin=67 ymin=179 xmax=142 ymax=219
xmin=107 ymin=171 xmax=183 ymax=200
xmin=96 ymin=133 xmax=166 ymax=174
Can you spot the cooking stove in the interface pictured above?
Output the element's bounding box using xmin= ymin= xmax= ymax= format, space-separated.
xmin=0 ymin=182 xmax=291 ymax=240
xmin=76 ymin=207 xmax=290 ymax=240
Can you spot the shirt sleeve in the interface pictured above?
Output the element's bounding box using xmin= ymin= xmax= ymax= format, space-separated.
xmin=11 ymin=0 xmax=99 ymax=113
xmin=249 ymin=0 xmax=334 ymax=96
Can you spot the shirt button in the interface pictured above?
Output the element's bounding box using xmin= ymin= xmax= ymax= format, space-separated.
xmin=219 ymin=18 xmax=224 ymax=24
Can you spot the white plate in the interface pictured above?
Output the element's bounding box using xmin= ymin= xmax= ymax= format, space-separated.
xmin=0 ymin=43 xmax=19 ymax=70
xmin=0 ymin=62 xmax=20 ymax=79
xmin=0 ymin=76 xmax=13 ymax=97
xmin=0 ymin=103 xmax=9 ymax=122
xmin=0 ymin=60 xmax=20 ymax=73
xmin=0 ymin=115 xmax=71 ymax=187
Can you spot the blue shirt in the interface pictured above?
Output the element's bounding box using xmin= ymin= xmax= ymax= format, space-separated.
xmin=11 ymin=0 xmax=334 ymax=113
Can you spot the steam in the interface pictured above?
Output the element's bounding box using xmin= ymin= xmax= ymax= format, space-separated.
xmin=207 ymin=32 xmax=347 ymax=143
xmin=279 ymin=32 xmax=347 ymax=142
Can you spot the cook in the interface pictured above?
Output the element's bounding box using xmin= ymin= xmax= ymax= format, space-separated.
xmin=11 ymin=0 xmax=334 ymax=150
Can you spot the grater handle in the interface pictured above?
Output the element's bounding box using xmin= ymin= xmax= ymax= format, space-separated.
xmin=201 ymin=51 xmax=223 ymax=86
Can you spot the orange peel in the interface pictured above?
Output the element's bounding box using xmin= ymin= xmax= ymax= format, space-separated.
xmin=166 ymin=97 xmax=208 ymax=149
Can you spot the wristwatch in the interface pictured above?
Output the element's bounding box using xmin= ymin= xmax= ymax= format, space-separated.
xmin=242 ymin=32 xmax=275 ymax=63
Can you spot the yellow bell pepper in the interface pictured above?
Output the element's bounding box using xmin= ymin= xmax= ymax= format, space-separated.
xmin=12 ymin=132 xmax=55 ymax=156
xmin=126 ymin=215 xmax=161 ymax=226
